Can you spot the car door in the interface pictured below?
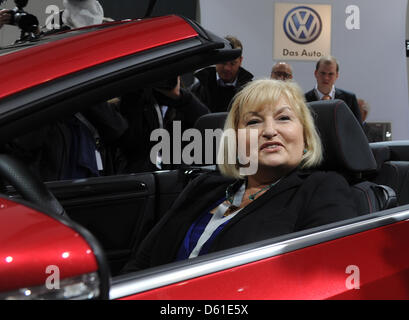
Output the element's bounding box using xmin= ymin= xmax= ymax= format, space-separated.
xmin=110 ymin=205 xmax=409 ymax=299
xmin=49 ymin=168 xmax=205 ymax=275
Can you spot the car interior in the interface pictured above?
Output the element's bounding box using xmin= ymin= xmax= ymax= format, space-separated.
xmin=41 ymin=105 xmax=409 ymax=275
xmin=1 ymin=94 xmax=408 ymax=277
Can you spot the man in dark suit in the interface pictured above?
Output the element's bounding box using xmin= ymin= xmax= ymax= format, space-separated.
xmin=117 ymin=77 xmax=210 ymax=173
xmin=305 ymin=56 xmax=362 ymax=124
xmin=190 ymin=35 xmax=254 ymax=113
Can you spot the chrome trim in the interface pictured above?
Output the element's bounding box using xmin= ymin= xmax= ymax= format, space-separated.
xmin=109 ymin=207 xmax=409 ymax=299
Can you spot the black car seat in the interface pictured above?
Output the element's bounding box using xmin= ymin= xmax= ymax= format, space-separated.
xmin=308 ymin=100 xmax=397 ymax=214
xmin=370 ymin=141 xmax=409 ymax=205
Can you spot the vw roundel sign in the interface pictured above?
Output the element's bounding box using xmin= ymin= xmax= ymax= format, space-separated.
xmin=283 ymin=6 xmax=322 ymax=44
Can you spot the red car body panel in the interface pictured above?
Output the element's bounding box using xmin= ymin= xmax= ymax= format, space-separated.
xmin=120 ymin=219 xmax=409 ymax=300
xmin=0 ymin=198 xmax=98 ymax=292
xmin=0 ymin=15 xmax=198 ymax=99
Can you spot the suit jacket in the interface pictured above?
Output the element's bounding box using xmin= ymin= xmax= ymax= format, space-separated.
xmin=305 ymin=88 xmax=362 ymax=125
xmin=6 ymin=102 xmax=128 ymax=181
xmin=190 ymin=66 xmax=254 ymax=112
xmin=118 ymin=88 xmax=210 ymax=173
xmin=122 ymin=169 xmax=358 ymax=272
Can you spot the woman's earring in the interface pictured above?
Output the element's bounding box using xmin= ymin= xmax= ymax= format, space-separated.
xmin=303 ymin=149 xmax=307 ymax=154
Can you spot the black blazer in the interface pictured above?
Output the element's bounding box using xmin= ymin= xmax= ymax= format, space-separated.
xmin=305 ymin=88 xmax=362 ymax=124
xmin=122 ymin=169 xmax=358 ymax=272
xmin=118 ymin=88 xmax=210 ymax=173
xmin=190 ymin=66 xmax=254 ymax=112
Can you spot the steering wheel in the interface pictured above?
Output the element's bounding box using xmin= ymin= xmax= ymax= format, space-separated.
xmin=0 ymin=154 xmax=67 ymax=217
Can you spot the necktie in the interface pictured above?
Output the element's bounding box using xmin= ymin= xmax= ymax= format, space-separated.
xmin=321 ymin=95 xmax=331 ymax=100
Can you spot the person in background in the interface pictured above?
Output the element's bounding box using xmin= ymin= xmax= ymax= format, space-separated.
xmin=358 ymin=98 xmax=386 ymax=142
xmin=190 ymin=35 xmax=254 ymax=112
xmin=5 ymin=101 xmax=128 ymax=181
xmin=1 ymin=0 xmax=104 ymax=34
xmin=43 ymin=0 xmax=105 ymax=34
xmin=304 ymin=55 xmax=362 ymax=124
xmin=270 ymin=61 xmax=293 ymax=81
xmin=358 ymin=98 xmax=369 ymax=122
xmin=117 ymin=76 xmax=210 ymax=173
xmin=0 ymin=9 xmax=11 ymax=29
xmin=122 ymin=79 xmax=357 ymax=272
xmin=61 ymin=0 xmax=104 ymax=29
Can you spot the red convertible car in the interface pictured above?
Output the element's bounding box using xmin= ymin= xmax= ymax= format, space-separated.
xmin=0 ymin=14 xmax=408 ymax=300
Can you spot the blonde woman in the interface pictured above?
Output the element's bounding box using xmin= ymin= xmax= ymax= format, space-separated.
xmin=123 ymin=79 xmax=357 ymax=272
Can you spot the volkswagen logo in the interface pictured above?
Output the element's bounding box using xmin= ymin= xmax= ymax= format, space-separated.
xmin=283 ymin=6 xmax=322 ymax=44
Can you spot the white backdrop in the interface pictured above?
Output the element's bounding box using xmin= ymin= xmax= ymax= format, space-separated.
xmin=198 ymin=0 xmax=409 ymax=140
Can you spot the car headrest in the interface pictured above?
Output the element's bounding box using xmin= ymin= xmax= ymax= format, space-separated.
xmin=308 ymin=99 xmax=377 ymax=173
xmin=193 ymin=112 xmax=227 ymax=165
xmin=194 ymin=112 xmax=228 ymax=133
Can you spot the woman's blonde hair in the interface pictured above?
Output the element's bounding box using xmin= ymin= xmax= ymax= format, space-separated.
xmin=217 ymin=79 xmax=323 ymax=179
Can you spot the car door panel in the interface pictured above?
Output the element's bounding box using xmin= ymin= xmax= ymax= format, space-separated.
xmin=112 ymin=210 xmax=409 ymax=299
xmin=46 ymin=173 xmax=157 ymax=275
xmin=45 ymin=169 xmax=198 ymax=275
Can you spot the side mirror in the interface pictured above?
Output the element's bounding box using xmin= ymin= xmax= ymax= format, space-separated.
xmin=0 ymin=199 xmax=110 ymax=300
